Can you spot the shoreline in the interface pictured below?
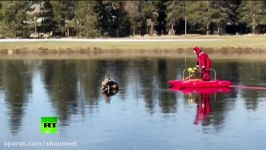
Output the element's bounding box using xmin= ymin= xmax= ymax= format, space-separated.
xmin=0 ymin=49 xmax=265 ymax=60
xmin=0 ymin=36 xmax=266 ymax=59
xmin=0 ymin=38 xmax=221 ymax=42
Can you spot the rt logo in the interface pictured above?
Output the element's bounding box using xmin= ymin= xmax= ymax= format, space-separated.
xmin=41 ymin=117 xmax=58 ymax=134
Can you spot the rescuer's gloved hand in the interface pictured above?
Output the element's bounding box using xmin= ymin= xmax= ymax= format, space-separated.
xmin=201 ymin=66 xmax=206 ymax=73
xmin=193 ymin=67 xmax=198 ymax=72
xmin=201 ymin=68 xmax=206 ymax=73
xmin=188 ymin=67 xmax=194 ymax=74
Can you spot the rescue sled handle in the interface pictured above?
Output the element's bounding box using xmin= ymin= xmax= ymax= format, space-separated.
xmin=183 ymin=68 xmax=216 ymax=80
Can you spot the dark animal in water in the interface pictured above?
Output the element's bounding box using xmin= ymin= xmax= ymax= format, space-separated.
xmin=101 ymin=75 xmax=119 ymax=97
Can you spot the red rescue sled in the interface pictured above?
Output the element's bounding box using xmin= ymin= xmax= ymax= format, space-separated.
xmin=168 ymin=79 xmax=232 ymax=89
xmin=168 ymin=68 xmax=232 ymax=93
xmin=170 ymin=87 xmax=231 ymax=94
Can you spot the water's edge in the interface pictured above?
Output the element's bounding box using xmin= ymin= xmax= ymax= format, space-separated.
xmin=0 ymin=47 xmax=265 ymax=60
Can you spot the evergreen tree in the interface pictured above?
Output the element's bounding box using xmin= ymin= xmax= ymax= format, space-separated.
xmin=125 ymin=1 xmax=155 ymax=35
xmin=187 ymin=1 xmax=211 ymax=34
xmin=38 ymin=0 xmax=55 ymax=33
xmin=140 ymin=1 xmax=159 ymax=35
xmin=125 ymin=1 xmax=142 ymax=35
xmin=239 ymin=1 xmax=266 ymax=34
xmin=74 ymin=1 xmax=100 ymax=37
xmin=154 ymin=1 xmax=167 ymax=35
xmin=165 ymin=1 xmax=187 ymax=35
xmin=210 ymin=1 xmax=236 ymax=35
xmin=51 ymin=1 xmax=76 ymax=36
xmin=110 ymin=1 xmax=131 ymax=37
xmin=95 ymin=1 xmax=130 ymax=37
xmin=186 ymin=1 xmax=237 ymax=35
xmin=0 ymin=2 xmax=3 ymax=37
xmin=166 ymin=1 xmax=241 ymax=35
xmin=0 ymin=1 xmax=33 ymax=37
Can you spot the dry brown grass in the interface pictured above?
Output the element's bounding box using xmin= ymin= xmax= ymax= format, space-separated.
xmin=0 ymin=35 xmax=266 ymax=59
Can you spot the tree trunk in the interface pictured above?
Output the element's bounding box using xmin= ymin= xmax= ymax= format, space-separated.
xmin=150 ymin=22 xmax=154 ymax=35
xmin=116 ymin=28 xmax=119 ymax=37
xmin=172 ymin=23 xmax=174 ymax=31
xmin=185 ymin=0 xmax=187 ymax=35
xmin=206 ymin=24 xmax=209 ymax=35
xmin=35 ymin=25 xmax=37 ymax=34
xmin=206 ymin=1 xmax=209 ymax=35
xmin=133 ymin=29 xmax=135 ymax=36
xmin=169 ymin=23 xmax=175 ymax=35
xmin=252 ymin=12 xmax=256 ymax=34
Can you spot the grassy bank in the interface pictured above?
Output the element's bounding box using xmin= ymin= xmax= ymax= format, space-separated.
xmin=0 ymin=35 xmax=266 ymax=59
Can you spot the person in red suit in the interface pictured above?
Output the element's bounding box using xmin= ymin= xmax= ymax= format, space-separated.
xmin=194 ymin=93 xmax=212 ymax=125
xmin=193 ymin=47 xmax=212 ymax=81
